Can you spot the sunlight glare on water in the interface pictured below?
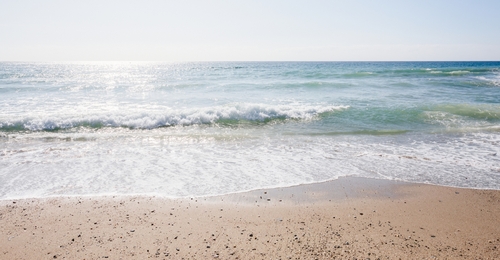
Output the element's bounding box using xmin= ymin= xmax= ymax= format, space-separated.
xmin=1 ymin=61 xmax=500 ymax=199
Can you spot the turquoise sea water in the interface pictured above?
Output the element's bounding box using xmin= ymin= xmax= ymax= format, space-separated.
xmin=1 ymin=61 xmax=499 ymax=199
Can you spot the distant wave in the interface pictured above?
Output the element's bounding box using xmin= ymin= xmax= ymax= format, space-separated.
xmin=431 ymin=104 xmax=500 ymax=120
xmin=0 ymin=104 xmax=348 ymax=132
xmin=448 ymin=70 xmax=470 ymax=75
xmin=476 ymin=73 xmax=500 ymax=87
xmin=422 ymin=104 xmax=500 ymax=131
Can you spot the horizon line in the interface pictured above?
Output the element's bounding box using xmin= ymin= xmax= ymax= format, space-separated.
xmin=1 ymin=60 xmax=500 ymax=63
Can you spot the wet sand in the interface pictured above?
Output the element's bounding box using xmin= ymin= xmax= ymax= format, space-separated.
xmin=1 ymin=177 xmax=499 ymax=259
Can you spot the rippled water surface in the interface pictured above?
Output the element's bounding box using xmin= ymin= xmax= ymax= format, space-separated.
xmin=1 ymin=61 xmax=499 ymax=199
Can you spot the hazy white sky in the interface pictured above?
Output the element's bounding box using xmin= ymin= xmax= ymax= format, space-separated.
xmin=1 ymin=0 xmax=499 ymax=61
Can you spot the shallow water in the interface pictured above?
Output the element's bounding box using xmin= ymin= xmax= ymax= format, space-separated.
xmin=1 ymin=61 xmax=499 ymax=199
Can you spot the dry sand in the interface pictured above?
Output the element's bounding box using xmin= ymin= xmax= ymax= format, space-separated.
xmin=1 ymin=177 xmax=499 ymax=259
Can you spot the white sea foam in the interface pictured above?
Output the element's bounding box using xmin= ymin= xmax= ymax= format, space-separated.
xmin=0 ymin=103 xmax=348 ymax=131
xmin=476 ymin=74 xmax=500 ymax=87
xmin=1 ymin=61 xmax=500 ymax=200
xmin=1 ymin=130 xmax=499 ymax=200
xmin=449 ymin=70 xmax=470 ymax=75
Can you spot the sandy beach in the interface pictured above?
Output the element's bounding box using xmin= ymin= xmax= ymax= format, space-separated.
xmin=1 ymin=177 xmax=499 ymax=259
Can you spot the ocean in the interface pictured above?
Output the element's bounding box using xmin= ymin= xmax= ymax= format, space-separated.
xmin=1 ymin=61 xmax=499 ymax=200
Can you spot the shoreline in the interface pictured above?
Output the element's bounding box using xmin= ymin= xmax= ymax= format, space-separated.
xmin=3 ymin=176 xmax=498 ymax=203
xmin=1 ymin=177 xmax=499 ymax=259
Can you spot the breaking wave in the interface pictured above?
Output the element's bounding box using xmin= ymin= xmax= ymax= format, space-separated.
xmin=0 ymin=104 xmax=348 ymax=132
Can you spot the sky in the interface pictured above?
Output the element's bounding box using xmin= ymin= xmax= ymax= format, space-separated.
xmin=1 ymin=0 xmax=500 ymax=61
